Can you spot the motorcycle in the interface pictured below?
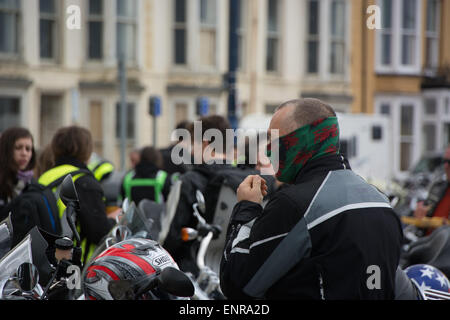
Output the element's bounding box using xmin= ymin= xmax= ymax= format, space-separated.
xmin=180 ymin=190 xmax=225 ymax=300
xmin=0 ymin=175 xmax=84 ymax=300
xmin=76 ymin=195 xmax=194 ymax=300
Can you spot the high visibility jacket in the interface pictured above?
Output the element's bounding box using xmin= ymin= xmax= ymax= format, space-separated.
xmin=123 ymin=170 xmax=168 ymax=204
xmin=38 ymin=164 xmax=97 ymax=263
xmin=88 ymin=160 xmax=114 ymax=182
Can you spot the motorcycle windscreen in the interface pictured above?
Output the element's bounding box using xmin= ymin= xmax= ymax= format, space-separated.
xmin=0 ymin=214 xmax=13 ymax=260
xmin=28 ymin=227 xmax=54 ymax=286
xmin=0 ymin=234 xmax=33 ymax=280
xmin=121 ymin=202 xmax=153 ymax=237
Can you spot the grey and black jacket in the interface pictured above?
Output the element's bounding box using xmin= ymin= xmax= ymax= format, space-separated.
xmin=220 ymin=154 xmax=403 ymax=300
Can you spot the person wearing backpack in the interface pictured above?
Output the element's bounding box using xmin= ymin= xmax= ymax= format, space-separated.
xmin=0 ymin=127 xmax=36 ymax=220
xmin=163 ymin=115 xmax=261 ymax=276
xmin=38 ymin=126 xmax=118 ymax=263
xmin=119 ymin=146 xmax=171 ymax=206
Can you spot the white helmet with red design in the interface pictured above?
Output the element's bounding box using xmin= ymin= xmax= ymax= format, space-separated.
xmin=83 ymin=238 xmax=191 ymax=300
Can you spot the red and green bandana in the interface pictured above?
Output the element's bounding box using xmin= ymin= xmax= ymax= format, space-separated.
xmin=267 ymin=117 xmax=340 ymax=184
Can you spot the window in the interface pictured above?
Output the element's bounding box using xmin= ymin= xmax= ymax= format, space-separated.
xmin=237 ymin=0 xmax=247 ymax=71
xmin=174 ymin=0 xmax=187 ymax=65
xmin=306 ymin=0 xmax=319 ymax=74
xmin=305 ymin=0 xmax=348 ymax=78
xmin=175 ymin=102 xmax=189 ymax=128
xmin=0 ymin=0 xmax=20 ymax=56
xmin=425 ymin=0 xmax=440 ymax=70
xmin=87 ymin=0 xmax=103 ymax=60
xmin=116 ymin=0 xmax=136 ymax=63
xmin=424 ymin=98 xmax=437 ymax=115
xmin=401 ymin=0 xmax=418 ymax=66
xmin=89 ymin=101 xmax=104 ymax=155
xmin=400 ymin=104 xmax=414 ymax=171
xmin=377 ymin=0 xmax=421 ymax=73
xmin=199 ymin=0 xmax=217 ymax=67
xmin=40 ymin=95 xmax=63 ymax=147
xmin=115 ymin=103 xmax=136 ymax=140
xmin=0 ymin=97 xmax=20 ymax=132
xmin=39 ymin=0 xmax=58 ymax=60
xmin=266 ymin=0 xmax=280 ymax=72
xmin=330 ymin=0 xmax=346 ymax=74
xmin=340 ymin=136 xmax=357 ymax=159
xmin=380 ymin=0 xmax=393 ymax=65
xmin=380 ymin=103 xmax=391 ymax=115
xmin=423 ymin=123 xmax=436 ymax=153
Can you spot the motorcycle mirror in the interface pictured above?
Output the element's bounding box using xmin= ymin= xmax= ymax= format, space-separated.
xmin=112 ymin=225 xmax=132 ymax=242
xmin=195 ymin=190 xmax=206 ymax=214
xmin=16 ymin=263 xmax=39 ymax=293
xmin=122 ymin=198 xmax=130 ymax=213
xmin=59 ymin=175 xmax=80 ymax=206
xmin=157 ymin=267 xmax=194 ymax=298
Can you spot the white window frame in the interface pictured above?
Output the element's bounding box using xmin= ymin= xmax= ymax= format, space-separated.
xmin=170 ymin=98 xmax=195 ymax=132
xmin=39 ymin=0 xmax=60 ymax=63
xmin=172 ymin=0 xmax=188 ymax=67
xmin=171 ymin=0 xmax=222 ymax=73
xmin=198 ymin=0 xmax=218 ymax=70
xmin=424 ymin=0 xmax=440 ymax=73
xmin=376 ymin=0 xmax=422 ymax=75
xmin=116 ymin=0 xmax=139 ymax=65
xmin=265 ymin=0 xmax=282 ymax=74
xmin=85 ymin=0 xmax=105 ymax=62
xmin=304 ymin=0 xmax=351 ymax=82
xmin=375 ymin=95 xmax=422 ymax=179
xmin=0 ymin=0 xmax=21 ymax=60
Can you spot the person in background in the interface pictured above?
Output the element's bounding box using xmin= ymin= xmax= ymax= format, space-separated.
xmin=120 ymin=146 xmax=171 ymax=205
xmin=38 ymin=126 xmax=118 ymax=262
xmin=129 ymin=148 xmax=141 ymax=170
xmin=160 ymin=120 xmax=193 ymax=177
xmin=34 ymin=144 xmax=55 ymax=178
xmin=413 ymin=145 xmax=450 ymax=233
xmin=0 ymin=127 xmax=36 ymax=219
xmin=163 ymin=115 xmax=261 ymax=275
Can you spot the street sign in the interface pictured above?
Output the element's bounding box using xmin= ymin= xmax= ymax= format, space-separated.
xmin=196 ymin=97 xmax=209 ymax=116
xmin=149 ymin=96 xmax=162 ymax=117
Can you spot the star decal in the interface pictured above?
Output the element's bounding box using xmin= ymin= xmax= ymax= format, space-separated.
xmin=435 ymin=273 xmax=448 ymax=288
xmin=420 ymin=267 xmax=435 ymax=279
xmin=418 ymin=281 xmax=432 ymax=293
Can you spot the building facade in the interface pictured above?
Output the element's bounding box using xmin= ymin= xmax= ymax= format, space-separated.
xmin=1 ymin=0 xmax=448 ymax=177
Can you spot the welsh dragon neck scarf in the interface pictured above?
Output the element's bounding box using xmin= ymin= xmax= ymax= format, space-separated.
xmin=267 ymin=117 xmax=340 ymax=184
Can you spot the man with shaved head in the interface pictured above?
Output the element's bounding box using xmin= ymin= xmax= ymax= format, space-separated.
xmin=220 ymin=98 xmax=403 ymax=300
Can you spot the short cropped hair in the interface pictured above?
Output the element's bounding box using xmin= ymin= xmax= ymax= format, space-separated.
xmin=276 ymin=98 xmax=337 ymax=131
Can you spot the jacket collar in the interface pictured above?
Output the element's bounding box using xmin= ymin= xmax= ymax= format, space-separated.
xmin=293 ymin=153 xmax=351 ymax=185
xmin=55 ymin=156 xmax=89 ymax=170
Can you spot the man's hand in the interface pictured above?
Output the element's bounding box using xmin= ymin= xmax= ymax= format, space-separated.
xmin=413 ymin=201 xmax=431 ymax=219
xmin=237 ymin=175 xmax=268 ymax=204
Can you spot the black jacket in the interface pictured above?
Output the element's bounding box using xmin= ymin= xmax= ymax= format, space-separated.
xmin=220 ymin=154 xmax=403 ymax=300
xmin=55 ymin=158 xmax=116 ymax=246
xmin=120 ymin=161 xmax=171 ymax=205
xmin=163 ymin=163 xmax=264 ymax=275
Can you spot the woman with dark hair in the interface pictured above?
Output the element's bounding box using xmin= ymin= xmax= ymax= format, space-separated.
xmin=38 ymin=126 xmax=118 ymax=263
xmin=0 ymin=127 xmax=36 ymax=217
